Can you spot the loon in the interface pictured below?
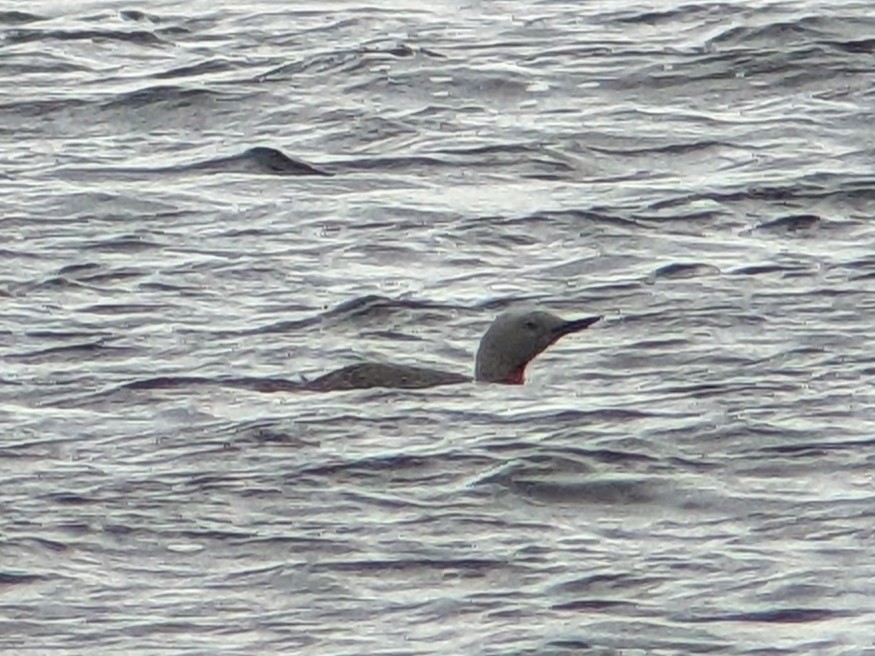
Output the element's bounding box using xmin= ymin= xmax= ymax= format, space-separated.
xmin=302 ymin=309 xmax=601 ymax=391
xmin=124 ymin=309 xmax=601 ymax=393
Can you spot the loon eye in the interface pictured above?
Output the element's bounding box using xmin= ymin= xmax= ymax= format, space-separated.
xmin=524 ymin=320 xmax=537 ymax=330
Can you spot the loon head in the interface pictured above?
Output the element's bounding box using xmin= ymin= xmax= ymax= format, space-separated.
xmin=474 ymin=310 xmax=601 ymax=384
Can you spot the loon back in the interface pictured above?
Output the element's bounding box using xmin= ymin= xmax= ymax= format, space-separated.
xmin=303 ymin=362 xmax=470 ymax=391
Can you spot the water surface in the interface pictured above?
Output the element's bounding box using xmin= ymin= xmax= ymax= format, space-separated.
xmin=2 ymin=1 xmax=875 ymax=653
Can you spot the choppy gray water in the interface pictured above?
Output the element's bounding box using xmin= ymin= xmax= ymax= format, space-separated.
xmin=3 ymin=0 xmax=875 ymax=653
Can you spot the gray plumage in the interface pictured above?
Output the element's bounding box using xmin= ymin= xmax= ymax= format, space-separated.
xmin=304 ymin=309 xmax=601 ymax=392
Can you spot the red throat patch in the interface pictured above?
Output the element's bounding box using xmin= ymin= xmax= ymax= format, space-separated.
xmin=504 ymin=368 xmax=525 ymax=385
